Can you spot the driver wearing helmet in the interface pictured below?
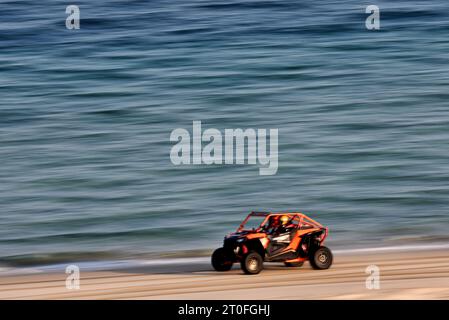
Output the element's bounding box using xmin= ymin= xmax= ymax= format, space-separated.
xmin=273 ymin=215 xmax=294 ymax=235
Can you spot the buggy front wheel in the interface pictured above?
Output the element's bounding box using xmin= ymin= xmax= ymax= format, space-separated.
xmin=211 ymin=247 xmax=234 ymax=271
xmin=241 ymin=251 xmax=263 ymax=275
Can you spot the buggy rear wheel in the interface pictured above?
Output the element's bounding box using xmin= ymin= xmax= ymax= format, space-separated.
xmin=241 ymin=251 xmax=263 ymax=275
xmin=211 ymin=247 xmax=234 ymax=271
xmin=309 ymin=246 xmax=333 ymax=270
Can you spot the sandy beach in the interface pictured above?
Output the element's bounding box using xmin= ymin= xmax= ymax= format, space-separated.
xmin=1 ymin=248 xmax=448 ymax=300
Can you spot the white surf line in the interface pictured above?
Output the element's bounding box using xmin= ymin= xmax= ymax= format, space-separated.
xmin=2 ymin=243 xmax=449 ymax=275
xmin=0 ymin=257 xmax=211 ymax=275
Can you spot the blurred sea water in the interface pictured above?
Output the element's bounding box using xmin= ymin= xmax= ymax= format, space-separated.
xmin=1 ymin=0 xmax=449 ymax=266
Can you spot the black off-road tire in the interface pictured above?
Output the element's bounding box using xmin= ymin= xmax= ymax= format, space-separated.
xmin=241 ymin=251 xmax=264 ymax=275
xmin=211 ymin=247 xmax=234 ymax=271
xmin=309 ymin=246 xmax=333 ymax=270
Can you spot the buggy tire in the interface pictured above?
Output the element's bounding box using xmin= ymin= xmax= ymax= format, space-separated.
xmin=211 ymin=247 xmax=234 ymax=271
xmin=241 ymin=251 xmax=263 ymax=275
xmin=309 ymin=246 xmax=333 ymax=270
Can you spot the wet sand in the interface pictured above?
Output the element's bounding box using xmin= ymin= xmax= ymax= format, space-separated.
xmin=1 ymin=249 xmax=448 ymax=299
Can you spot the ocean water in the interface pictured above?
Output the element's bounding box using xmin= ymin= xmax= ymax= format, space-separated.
xmin=1 ymin=0 xmax=449 ymax=267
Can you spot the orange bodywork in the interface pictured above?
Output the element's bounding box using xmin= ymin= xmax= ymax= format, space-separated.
xmin=215 ymin=211 xmax=332 ymax=273
xmin=233 ymin=211 xmax=329 ymax=262
xmin=246 ymin=233 xmax=266 ymax=239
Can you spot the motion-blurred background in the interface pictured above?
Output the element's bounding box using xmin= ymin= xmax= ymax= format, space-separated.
xmin=1 ymin=0 xmax=449 ymax=267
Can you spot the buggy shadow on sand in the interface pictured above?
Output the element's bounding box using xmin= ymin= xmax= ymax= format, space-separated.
xmin=212 ymin=211 xmax=333 ymax=274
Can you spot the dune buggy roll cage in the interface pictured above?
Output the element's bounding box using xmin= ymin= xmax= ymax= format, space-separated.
xmin=237 ymin=211 xmax=326 ymax=234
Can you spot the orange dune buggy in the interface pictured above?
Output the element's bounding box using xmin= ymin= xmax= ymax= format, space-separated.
xmin=212 ymin=211 xmax=333 ymax=274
